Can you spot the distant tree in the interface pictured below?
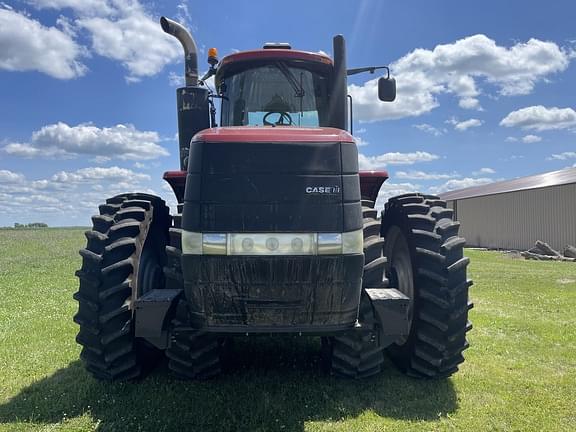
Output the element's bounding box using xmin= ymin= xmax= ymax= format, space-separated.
xmin=12 ymin=222 xmax=48 ymax=229
xmin=29 ymin=222 xmax=48 ymax=228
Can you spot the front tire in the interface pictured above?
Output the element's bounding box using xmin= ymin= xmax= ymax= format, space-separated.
xmin=164 ymin=208 xmax=222 ymax=380
xmin=325 ymin=203 xmax=389 ymax=378
xmin=74 ymin=193 xmax=169 ymax=381
xmin=382 ymin=193 xmax=473 ymax=378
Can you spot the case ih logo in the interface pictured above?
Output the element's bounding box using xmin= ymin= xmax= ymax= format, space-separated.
xmin=305 ymin=186 xmax=341 ymax=194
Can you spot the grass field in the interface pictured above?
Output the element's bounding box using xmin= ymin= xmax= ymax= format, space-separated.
xmin=0 ymin=228 xmax=575 ymax=431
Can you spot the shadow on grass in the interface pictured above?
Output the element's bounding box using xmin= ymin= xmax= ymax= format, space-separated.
xmin=0 ymin=337 xmax=457 ymax=431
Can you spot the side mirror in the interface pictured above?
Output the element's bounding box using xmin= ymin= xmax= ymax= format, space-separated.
xmin=378 ymin=76 xmax=396 ymax=102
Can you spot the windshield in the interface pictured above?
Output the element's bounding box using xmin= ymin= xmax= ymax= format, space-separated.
xmin=219 ymin=62 xmax=330 ymax=127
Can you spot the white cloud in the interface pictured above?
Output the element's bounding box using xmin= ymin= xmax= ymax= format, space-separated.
xmin=354 ymin=136 xmax=369 ymax=147
xmin=375 ymin=182 xmax=420 ymax=210
xmin=349 ymin=34 xmax=571 ymax=122
xmin=472 ymin=167 xmax=495 ymax=175
xmin=0 ymin=167 xmax=148 ymax=197
xmin=395 ymin=170 xmax=459 ymax=180
xmin=168 ymin=71 xmax=185 ymax=87
xmin=0 ymin=170 xmax=25 ymax=183
xmin=447 ymin=117 xmax=483 ymax=131
xmin=23 ymin=0 xmax=182 ymax=82
xmin=78 ymin=5 xmax=181 ymax=82
xmin=3 ymin=122 xmax=169 ymax=160
xmin=0 ymin=165 xmax=161 ymax=224
xmin=355 ymin=128 xmax=367 ymax=134
xmin=25 ymin=0 xmax=113 ymax=15
xmin=459 ymin=97 xmax=482 ymax=110
xmin=0 ymin=7 xmax=86 ymax=79
xmin=51 ymin=166 xmax=150 ymax=183
xmin=358 ymin=151 xmax=439 ymax=169
xmin=175 ymin=0 xmax=192 ymax=28
xmin=92 ymin=155 xmax=111 ymax=164
xmin=522 ymin=134 xmax=542 ymax=143
xmin=456 ymin=118 xmax=483 ymax=131
xmin=500 ymin=106 xmax=576 ymax=131
xmin=448 ymin=75 xmax=482 ymax=110
xmin=505 ymin=136 xmax=518 ymax=142
xmin=430 ymin=177 xmax=494 ymax=194
xmin=547 ymin=152 xmax=576 ymax=161
xmin=413 ymin=123 xmax=444 ymax=136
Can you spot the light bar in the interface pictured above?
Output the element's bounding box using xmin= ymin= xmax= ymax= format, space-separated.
xmin=230 ymin=233 xmax=316 ymax=255
xmin=181 ymin=230 xmax=364 ymax=256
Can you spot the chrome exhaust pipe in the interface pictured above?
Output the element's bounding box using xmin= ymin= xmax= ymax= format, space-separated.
xmin=160 ymin=16 xmax=199 ymax=87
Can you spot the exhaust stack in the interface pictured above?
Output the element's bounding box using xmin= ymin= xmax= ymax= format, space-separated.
xmin=331 ymin=35 xmax=348 ymax=131
xmin=160 ymin=16 xmax=210 ymax=171
xmin=160 ymin=16 xmax=199 ymax=87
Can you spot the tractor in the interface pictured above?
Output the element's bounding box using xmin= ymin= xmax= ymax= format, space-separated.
xmin=73 ymin=16 xmax=472 ymax=380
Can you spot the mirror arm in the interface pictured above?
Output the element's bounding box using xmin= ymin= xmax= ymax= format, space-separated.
xmin=347 ymin=66 xmax=390 ymax=79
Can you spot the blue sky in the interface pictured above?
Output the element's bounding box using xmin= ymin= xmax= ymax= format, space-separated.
xmin=1 ymin=0 xmax=575 ymax=226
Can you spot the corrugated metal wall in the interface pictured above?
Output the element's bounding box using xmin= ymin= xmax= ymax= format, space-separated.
xmin=450 ymin=183 xmax=576 ymax=251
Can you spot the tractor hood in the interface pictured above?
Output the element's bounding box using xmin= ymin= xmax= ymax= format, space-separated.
xmin=182 ymin=126 xmax=361 ymax=233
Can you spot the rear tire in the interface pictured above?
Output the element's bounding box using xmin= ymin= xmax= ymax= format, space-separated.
xmin=381 ymin=193 xmax=473 ymax=378
xmin=325 ymin=206 xmax=388 ymax=378
xmin=164 ymin=208 xmax=222 ymax=380
xmin=74 ymin=193 xmax=170 ymax=381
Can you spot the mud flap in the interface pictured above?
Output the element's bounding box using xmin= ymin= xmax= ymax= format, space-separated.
xmin=134 ymin=289 xmax=182 ymax=349
xmin=365 ymin=288 xmax=410 ymax=346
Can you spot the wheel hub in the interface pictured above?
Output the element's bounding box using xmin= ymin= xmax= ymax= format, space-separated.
xmin=384 ymin=226 xmax=414 ymax=345
xmin=138 ymin=246 xmax=164 ymax=296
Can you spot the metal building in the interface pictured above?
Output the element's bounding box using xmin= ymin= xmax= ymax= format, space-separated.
xmin=439 ymin=167 xmax=576 ymax=251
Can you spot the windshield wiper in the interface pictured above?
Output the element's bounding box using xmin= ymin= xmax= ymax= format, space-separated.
xmin=275 ymin=61 xmax=305 ymax=124
xmin=275 ymin=62 xmax=305 ymax=98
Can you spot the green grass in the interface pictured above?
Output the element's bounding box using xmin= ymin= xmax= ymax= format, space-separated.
xmin=0 ymin=229 xmax=575 ymax=431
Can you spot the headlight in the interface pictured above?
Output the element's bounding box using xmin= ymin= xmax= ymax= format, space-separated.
xmin=181 ymin=231 xmax=202 ymax=255
xmin=229 ymin=233 xmax=316 ymax=256
xmin=342 ymin=230 xmax=364 ymax=254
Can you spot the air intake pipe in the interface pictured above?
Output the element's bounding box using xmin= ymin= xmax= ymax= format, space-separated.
xmin=160 ymin=16 xmax=210 ymax=170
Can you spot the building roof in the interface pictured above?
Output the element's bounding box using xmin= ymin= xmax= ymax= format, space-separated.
xmin=439 ymin=167 xmax=576 ymax=201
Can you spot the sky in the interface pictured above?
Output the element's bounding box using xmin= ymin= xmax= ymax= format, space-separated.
xmin=1 ymin=0 xmax=576 ymax=227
